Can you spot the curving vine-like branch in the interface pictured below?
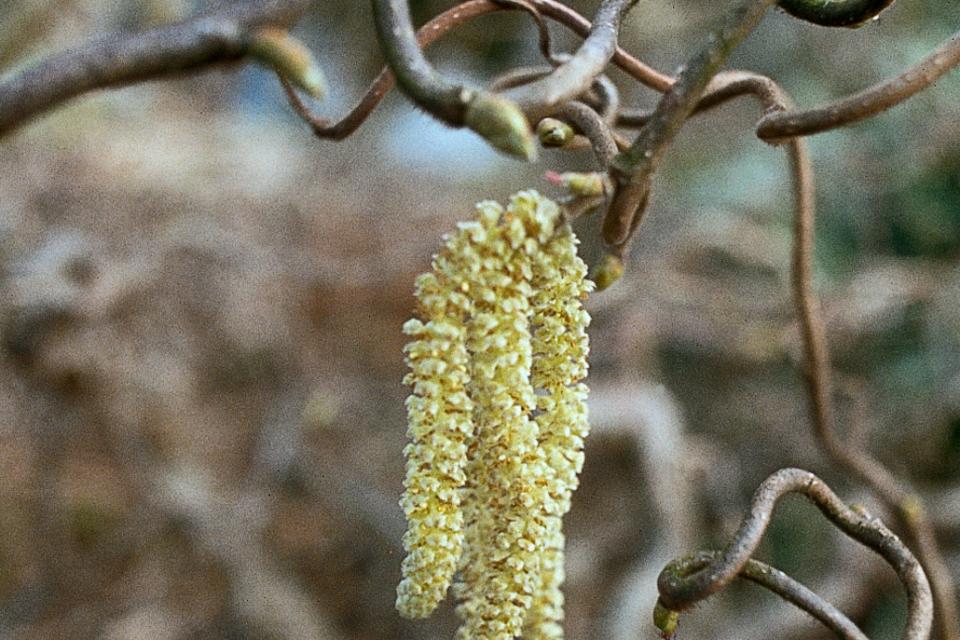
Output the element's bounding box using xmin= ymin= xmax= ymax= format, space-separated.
xmin=0 ymin=0 xmax=317 ymax=137
xmin=654 ymin=468 xmax=933 ymax=640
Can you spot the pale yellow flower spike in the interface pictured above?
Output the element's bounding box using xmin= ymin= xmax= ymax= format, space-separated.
xmin=396 ymin=223 xmax=479 ymax=619
xmin=524 ymin=219 xmax=594 ymax=640
xmin=397 ymin=190 xmax=591 ymax=638
xmin=455 ymin=193 xmax=557 ymax=640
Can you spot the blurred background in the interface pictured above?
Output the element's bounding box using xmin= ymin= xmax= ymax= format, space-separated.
xmin=1 ymin=1 xmax=958 ymax=638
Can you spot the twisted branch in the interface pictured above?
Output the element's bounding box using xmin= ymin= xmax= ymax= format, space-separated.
xmin=282 ymin=0 xmax=671 ymax=141
xmin=601 ymin=0 xmax=905 ymax=248
xmin=498 ymin=0 xmax=638 ymax=120
xmin=790 ymin=99 xmax=960 ymax=640
xmin=660 ymin=551 xmax=869 ymax=640
xmin=610 ymin=62 xmax=959 ymax=638
xmin=552 ymin=101 xmax=619 ymax=167
xmin=758 ymin=31 xmax=960 ymax=141
xmin=0 ymin=0 xmax=313 ymax=137
xmin=656 ymin=468 xmax=932 ymax=640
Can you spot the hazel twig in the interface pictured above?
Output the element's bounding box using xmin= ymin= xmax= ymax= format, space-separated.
xmin=370 ymin=0 xmax=536 ymax=160
xmin=655 ymin=468 xmax=932 ymax=640
xmin=282 ymin=0 xmax=672 ymax=142
xmin=500 ymin=0 xmax=639 ymax=120
xmin=0 ymin=0 xmax=312 ymax=137
xmin=551 ymin=101 xmax=619 ymax=168
xmin=658 ymin=551 xmax=868 ymax=640
xmin=602 ymin=0 xmax=903 ymax=247
xmin=789 ymin=117 xmax=960 ymax=640
xmin=758 ymin=31 xmax=960 ymax=142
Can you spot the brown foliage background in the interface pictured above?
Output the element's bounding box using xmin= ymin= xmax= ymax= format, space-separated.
xmin=0 ymin=1 xmax=958 ymax=638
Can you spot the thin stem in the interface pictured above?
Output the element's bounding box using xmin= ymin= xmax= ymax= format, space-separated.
xmin=657 ymin=468 xmax=933 ymax=640
xmin=284 ymin=0 xmax=670 ymax=140
xmin=591 ymin=73 xmax=621 ymax=124
xmin=552 ymin=101 xmax=618 ymax=168
xmin=0 ymin=0 xmax=311 ymax=137
xmin=603 ymin=0 xmax=777 ymax=247
xmin=370 ymin=0 xmax=536 ymax=160
xmin=500 ymin=0 xmax=638 ymax=120
xmin=602 ymin=0 xmax=904 ymax=247
xmin=661 ymin=551 xmax=869 ymax=640
xmin=615 ymin=69 xmax=788 ymax=128
xmin=789 ymin=120 xmax=960 ymax=640
xmin=492 ymin=0 xmax=564 ymax=65
xmin=758 ymin=32 xmax=960 ymax=142
xmin=369 ymin=0 xmax=469 ymax=125
xmin=613 ymin=64 xmax=959 ymax=639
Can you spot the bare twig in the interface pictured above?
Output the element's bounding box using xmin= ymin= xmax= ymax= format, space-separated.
xmin=615 ymin=33 xmax=960 ymax=143
xmin=602 ymin=0 xmax=905 ymax=248
xmin=615 ymin=69 xmax=788 ymax=128
xmin=500 ymin=0 xmax=638 ymax=120
xmin=657 ymin=65 xmax=960 ymax=640
xmin=656 ymin=468 xmax=933 ymax=640
xmin=660 ymin=551 xmax=869 ymax=640
xmin=758 ymin=32 xmax=960 ymax=142
xmin=370 ymin=0 xmax=535 ymax=159
xmin=283 ymin=0 xmax=672 ymax=141
xmin=603 ymin=0 xmax=776 ymax=248
xmin=492 ymin=0 xmax=565 ymax=65
xmin=0 ymin=0 xmax=313 ymax=137
xmin=551 ymin=101 xmax=619 ymax=168
xmin=789 ymin=120 xmax=960 ymax=640
xmin=609 ymin=60 xmax=959 ymax=638
xmin=590 ymin=73 xmax=621 ymax=124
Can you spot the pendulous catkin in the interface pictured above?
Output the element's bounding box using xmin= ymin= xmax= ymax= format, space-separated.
xmin=397 ymin=191 xmax=593 ymax=639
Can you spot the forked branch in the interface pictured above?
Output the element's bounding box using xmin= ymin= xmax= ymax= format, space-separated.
xmin=601 ymin=0 xmax=905 ymax=248
xmin=655 ymin=468 xmax=932 ymax=640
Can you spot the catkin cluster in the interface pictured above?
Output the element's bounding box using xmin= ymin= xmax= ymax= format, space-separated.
xmin=396 ymin=191 xmax=593 ymax=639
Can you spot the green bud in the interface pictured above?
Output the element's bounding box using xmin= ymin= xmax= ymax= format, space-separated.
xmin=590 ymin=253 xmax=624 ymax=291
xmin=249 ymin=27 xmax=327 ymax=98
xmin=537 ymin=117 xmax=575 ymax=147
xmin=653 ymin=600 xmax=681 ymax=638
xmin=465 ymin=92 xmax=537 ymax=161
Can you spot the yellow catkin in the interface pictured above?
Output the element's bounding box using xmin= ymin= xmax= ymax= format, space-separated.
xmin=523 ymin=222 xmax=593 ymax=640
xmin=396 ymin=190 xmax=592 ymax=638
xmin=455 ymin=194 xmax=558 ymax=640
xmin=396 ymin=224 xmax=478 ymax=619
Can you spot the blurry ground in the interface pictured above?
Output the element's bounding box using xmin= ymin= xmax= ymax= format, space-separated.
xmin=0 ymin=1 xmax=959 ymax=639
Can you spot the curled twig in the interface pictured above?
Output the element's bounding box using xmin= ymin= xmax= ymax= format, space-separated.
xmin=656 ymin=468 xmax=932 ymax=640
xmin=607 ymin=57 xmax=959 ymax=637
xmin=616 ymin=34 xmax=960 ymax=144
xmin=370 ymin=0 xmax=536 ymax=160
xmin=789 ymin=105 xmax=960 ymax=640
xmin=659 ymin=551 xmax=869 ymax=640
xmin=603 ymin=0 xmax=776 ymax=247
xmin=282 ymin=0 xmax=671 ymax=142
xmin=758 ymin=31 xmax=960 ymax=142
xmin=492 ymin=0 xmax=565 ymax=65
xmin=551 ymin=101 xmax=619 ymax=167
xmin=499 ymin=0 xmax=638 ymax=120
xmin=602 ymin=0 xmax=907 ymax=248
xmin=0 ymin=0 xmax=313 ymax=137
